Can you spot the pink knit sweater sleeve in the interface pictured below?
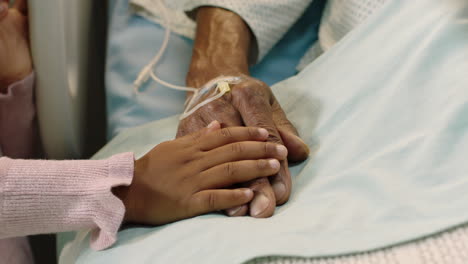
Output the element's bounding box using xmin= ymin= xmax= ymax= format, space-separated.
xmin=0 ymin=73 xmax=37 ymax=158
xmin=0 ymin=74 xmax=134 ymax=250
xmin=0 ymin=153 xmax=134 ymax=250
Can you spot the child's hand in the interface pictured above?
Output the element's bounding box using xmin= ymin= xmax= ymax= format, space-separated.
xmin=0 ymin=0 xmax=32 ymax=93
xmin=115 ymin=121 xmax=288 ymax=225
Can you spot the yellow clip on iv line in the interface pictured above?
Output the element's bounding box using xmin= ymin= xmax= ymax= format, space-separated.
xmin=217 ymin=82 xmax=231 ymax=94
xmin=132 ymin=0 xmax=242 ymax=120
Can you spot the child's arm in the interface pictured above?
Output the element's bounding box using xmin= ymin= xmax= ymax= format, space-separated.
xmin=0 ymin=152 xmax=134 ymax=250
xmin=0 ymin=0 xmax=37 ymax=158
xmin=0 ymin=123 xmax=286 ymax=250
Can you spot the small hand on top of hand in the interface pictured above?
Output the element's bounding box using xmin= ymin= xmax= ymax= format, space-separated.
xmin=115 ymin=122 xmax=289 ymax=225
xmin=179 ymin=74 xmax=310 ymax=218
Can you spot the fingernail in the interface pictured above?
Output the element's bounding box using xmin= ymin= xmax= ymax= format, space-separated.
xmin=227 ymin=206 xmax=243 ymax=216
xmin=207 ymin=120 xmax=218 ymax=129
xmin=268 ymin=159 xmax=280 ymax=170
xmin=258 ymin=128 xmax=268 ymax=138
xmin=244 ymin=189 xmax=253 ymax=197
xmin=272 ymin=182 xmax=286 ymax=200
xmin=276 ymin=145 xmax=288 ymax=158
xmin=250 ymin=194 xmax=270 ymax=217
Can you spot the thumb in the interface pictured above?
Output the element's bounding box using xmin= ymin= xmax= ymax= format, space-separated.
xmin=271 ymin=101 xmax=309 ymax=162
xmin=277 ymin=127 xmax=309 ymax=162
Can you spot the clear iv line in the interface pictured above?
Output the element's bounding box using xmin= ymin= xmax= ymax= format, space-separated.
xmin=132 ymin=0 xmax=195 ymax=93
xmin=132 ymin=0 xmax=241 ymax=120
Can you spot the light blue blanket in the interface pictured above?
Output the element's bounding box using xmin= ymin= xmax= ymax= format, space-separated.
xmin=59 ymin=0 xmax=468 ymax=263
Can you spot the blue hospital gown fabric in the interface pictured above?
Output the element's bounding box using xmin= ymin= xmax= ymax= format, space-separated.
xmin=59 ymin=0 xmax=468 ymax=263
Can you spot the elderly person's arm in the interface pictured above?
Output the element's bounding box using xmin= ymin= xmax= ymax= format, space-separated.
xmin=178 ymin=7 xmax=310 ymax=218
xmin=183 ymin=0 xmax=314 ymax=63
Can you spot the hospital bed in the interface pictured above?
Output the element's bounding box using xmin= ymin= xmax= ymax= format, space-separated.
xmin=27 ymin=0 xmax=108 ymax=262
xmin=28 ymin=0 xmax=468 ymax=263
xmin=29 ymin=0 xmax=108 ymax=160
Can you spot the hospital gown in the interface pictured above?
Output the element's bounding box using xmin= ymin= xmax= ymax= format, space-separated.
xmin=130 ymin=0 xmax=387 ymax=63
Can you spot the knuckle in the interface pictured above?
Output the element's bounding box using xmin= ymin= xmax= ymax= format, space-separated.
xmin=264 ymin=142 xmax=279 ymax=154
xmin=225 ymin=162 xmax=236 ymax=178
xmin=189 ymin=132 xmax=201 ymax=146
xmin=231 ymin=79 xmax=272 ymax=109
xmin=264 ymin=142 xmax=270 ymax=155
xmin=233 ymin=83 xmax=264 ymax=101
xmin=207 ymin=192 xmax=216 ymax=210
xmin=230 ymin=142 xmax=243 ymax=153
xmin=203 ymin=102 xmax=219 ymax=113
xmin=184 ymin=114 xmax=201 ymax=129
xmin=219 ymin=127 xmax=233 ymax=138
xmin=247 ymin=127 xmax=258 ymax=138
xmin=202 ymin=100 xmax=226 ymax=113
xmin=234 ymin=82 xmax=254 ymax=95
xmin=198 ymin=101 xmax=240 ymax=124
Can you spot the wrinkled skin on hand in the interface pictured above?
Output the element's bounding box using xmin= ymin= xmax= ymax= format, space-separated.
xmin=178 ymin=75 xmax=310 ymax=218
xmin=178 ymin=7 xmax=310 ymax=218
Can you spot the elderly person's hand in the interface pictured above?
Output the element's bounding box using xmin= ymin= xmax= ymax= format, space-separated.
xmin=0 ymin=0 xmax=31 ymax=93
xmin=178 ymin=7 xmax=309 ymax=218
